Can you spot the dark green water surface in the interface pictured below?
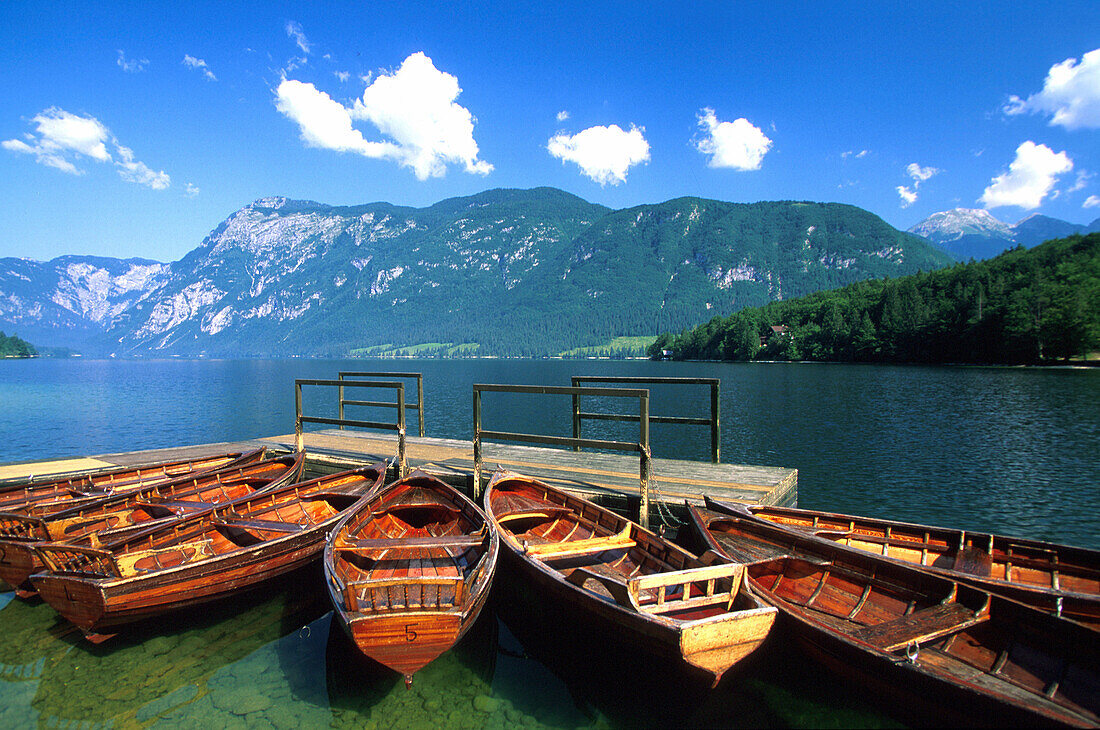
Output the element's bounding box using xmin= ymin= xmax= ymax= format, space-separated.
xmin=0 ymin=358 xmax=1096 ymax=727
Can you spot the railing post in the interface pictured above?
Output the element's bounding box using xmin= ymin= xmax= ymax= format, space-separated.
xmin=396 ymin=385 xmax=407 ymax=478
xmin=571 ymin=376 xmax=581 ymax=452
xmin=417 ymin=375 xmax=425 ymax=438
xmin=472 ymin=387 xmax=483 ymax=500
xmin=295 ymin=381 xmax=304 ymax=453
xmin=639 ymin=391 xmax=650 ymax=529
xmin=711 ymin=381 xmax=720 ymax=463
xmin=338 ymin=374 xmax=345 ymax=430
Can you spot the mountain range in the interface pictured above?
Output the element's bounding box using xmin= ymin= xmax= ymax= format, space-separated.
xmin=907 ymin=208 xmax=1100 ymax=261
xmin=1 ymin=188 xmax=953 ymax=357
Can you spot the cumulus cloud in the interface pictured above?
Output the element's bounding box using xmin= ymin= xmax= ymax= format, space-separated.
xmin=547 ymin=124 xmax=650 ymax=185
xmin=117 ymin=50 xmax=148 ymax=73
xmin=896 ymin=162 xmax=940 ymax=207
xmin=980 ymin=141 xmax=1073 ymax=210
xmin=275 ymin=52 xmax=492 ymax=180
xmin=556 ymin=110 xmax=570 ymax=122
xmin=2 ymin=107 xmax=170 ymax=189
xmin=1004 ymin=48 xmax=1100 ymax=130
xmin=1084 ymin=195 xmax=1100 ymax=209
xmin=334 ymin=71 xmax=350 ymax=83
xmin=183 ymin=55 xmax=216 ymax=81
xmin=693 ymin=108 xmax=771 ymax=170
xmin=286 ymin=21 xmax=312 ymax=55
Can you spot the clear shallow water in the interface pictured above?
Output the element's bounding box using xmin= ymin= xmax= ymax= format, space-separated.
xmin=0 ymin=358 xmax=1096 ymax=728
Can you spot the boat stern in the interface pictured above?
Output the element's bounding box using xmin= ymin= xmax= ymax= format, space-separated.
xmin=679 ymin=604 xmax=778 ymax=685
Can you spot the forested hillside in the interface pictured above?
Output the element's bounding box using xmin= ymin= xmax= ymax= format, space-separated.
xmin=1 ymin=188 xmax=952 ymax=357
xmin=0 ymin=332 xmax=37 ymax=358
xmin=651 ymin=233 xmax=1100 ymax=364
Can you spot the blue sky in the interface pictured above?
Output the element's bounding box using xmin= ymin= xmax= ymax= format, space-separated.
xmin=2 ymin=1 xmax=1098 ymax=262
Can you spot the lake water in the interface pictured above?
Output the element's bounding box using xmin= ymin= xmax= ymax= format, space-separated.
xmin=0 ymin=358 xmax=1096 ymax=728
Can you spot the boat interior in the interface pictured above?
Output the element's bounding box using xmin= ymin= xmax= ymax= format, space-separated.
xmin=329 ymin=477 xmax=491 ymax=614
xmin=32 ymin=468 xmax=383 ymax=579
xmin=490 ymin=478 xmax=760 ymax=622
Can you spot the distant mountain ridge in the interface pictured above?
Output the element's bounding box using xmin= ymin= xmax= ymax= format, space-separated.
xmin=908 ymin=208 xmax=1100 ymax=261
xmin=0 ymin=187 xmax=952 ymax=356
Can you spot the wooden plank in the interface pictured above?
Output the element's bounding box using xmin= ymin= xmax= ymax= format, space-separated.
xmin=334 ymin=535 xmax=484 ymax=550
xmin=850 ymin=601 xmax=988 ymax=651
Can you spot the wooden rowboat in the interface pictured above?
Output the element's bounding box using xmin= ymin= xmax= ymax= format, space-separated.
xmin=483 ymin=470 xmax=776 ymax=687
xmin=708 ymin=499 xmax=1100 ymax=630
xmin=29 ymin=462 xmax=387 ymax=642
xmin=0 ymin=449 xmax=265 ymax=516
xmin=0 ymin=452 xmax=303 ymax=596
xmin=686 ymin=503 xmax=1100 ymax=727
xmin=324 ymin=469 xmax=498 ymax=687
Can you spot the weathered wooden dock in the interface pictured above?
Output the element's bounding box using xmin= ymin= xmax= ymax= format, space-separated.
xmin=0 ymin=428 xmax=796 ymax=525
xmin=0 ymin=373 xmax=797 ymax=526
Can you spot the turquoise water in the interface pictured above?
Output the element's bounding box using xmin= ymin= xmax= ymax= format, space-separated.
xmin=0 ymin=358 xmax=1097 ymax=727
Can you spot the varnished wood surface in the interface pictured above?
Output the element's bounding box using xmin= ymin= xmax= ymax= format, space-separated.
xmin=0 ymin=452 xmax=299 ymax=595
xmin=712 ymin=500 xmax=1100 ymax=630
xmin=29 ymin=463 xmax=388 ymax=639
xmin=686 ymin=504 xmax=1100 ymax=727
xmin=485 ymin=470 xmax=776 ymax=686
xmin=324 ymin=470 xmax=498 ymax=682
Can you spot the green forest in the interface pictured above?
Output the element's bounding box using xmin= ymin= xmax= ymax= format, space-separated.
xmin=0 ymin=332 xmax=37 ymax=358
xmin=649 ymin=232 xmax=1100 ymax=365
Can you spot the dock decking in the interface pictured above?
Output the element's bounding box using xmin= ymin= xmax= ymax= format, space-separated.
xmin=0 ymin=428 xmax=796 ymax=524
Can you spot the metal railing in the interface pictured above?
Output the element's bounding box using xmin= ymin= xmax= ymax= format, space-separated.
xmin=472 ymin=383 xmax=653 ymax=528
xmin=338 ymin=371 xmax=425 ymax=437
xmin=295 ymin=379 xmax=408 ymax=477
xmin=571 ymin=376 xmax=720 ymax=463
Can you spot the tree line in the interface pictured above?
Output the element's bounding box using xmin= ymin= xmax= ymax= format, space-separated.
xmin=0 ymin=332 xmax=37 ymax=358
xmin=649 ymin=233 xmax=1100 ymax=365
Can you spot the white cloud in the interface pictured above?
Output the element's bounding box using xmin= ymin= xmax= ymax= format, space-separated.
xmin=556 ymin=110 xmax=570 ymax=122
xmin=183 ymin=55 xmax=216 ymax=81
xmin=906 ymin=163 xmax=939 ymax=183
xmin=2 ymin=107 xmax=170 ymax=189
xmin=895 ymin=162 xmax=940 ymax=207
xmin=117 ymin=50 xmax=148 ymax=73
xmin=842 ymin=149 xmax=869 ymax=159
xmin=115 ymin=144 xmax=170 ymax=190
xmin=334 ymin=71 xmax=350 ymax=83
xmin=547 ymin=124 xmax=650 ymax=185
xmin=186 ymin=183 xmax=200 ymax=198
xmin=693 ymin=108 xmax=771 ymax=170
xmin=896 ymin=186 xmax=918 ymax=207
xmin=275 ymin=52 xmax=492 ymax=180
xmin=980 ymin=141 xmax=1073 ymax=210
xmin=1004 ymin=48 xmax=1100 ymax=130
xmin=1083 ymin=195 xmax=1100 ymax=209
xmin=286 ymin=21 xmax=312 ymax=55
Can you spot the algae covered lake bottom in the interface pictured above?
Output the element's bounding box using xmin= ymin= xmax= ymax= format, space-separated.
xmin=0 ymin=565 xmax=907 ymax=729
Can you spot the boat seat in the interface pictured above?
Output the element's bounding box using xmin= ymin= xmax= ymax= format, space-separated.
xmin=850 ymin=601 xmax=989 ymax=651
xmin=114 ymin=539 xmax=215 ymax=576
xmin=132 ymin=499 xmax=214 ymax=512
xmin=494 ymin=493 xmax=573 ymax=523
xmin=213 ymin=517 xmax=306 ymax=533
xmin=334 ymin=534 xmax=485 ymax=551
xmin=526 ymin=525 xmax=634 ymax=560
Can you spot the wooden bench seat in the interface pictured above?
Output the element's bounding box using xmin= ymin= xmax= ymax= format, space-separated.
xmin=132 ymin=499 xmax=214 ymax=512
xmin=850 ymin=601 xmax=988 ymax=651
xmin=527 ymin=525 xmax=634 ymax=560
xmin=114 ymin=539 xmax=215 ymax=576
xmin=566 ymin=562 xmax=745 ymax=615
xmin=494 ymin=493 xmax=573 ymax=523
xmin=213 ymin=517 xmax=306 ymax=533
xmin=334 ymin=534 xmax=485 ymax=551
